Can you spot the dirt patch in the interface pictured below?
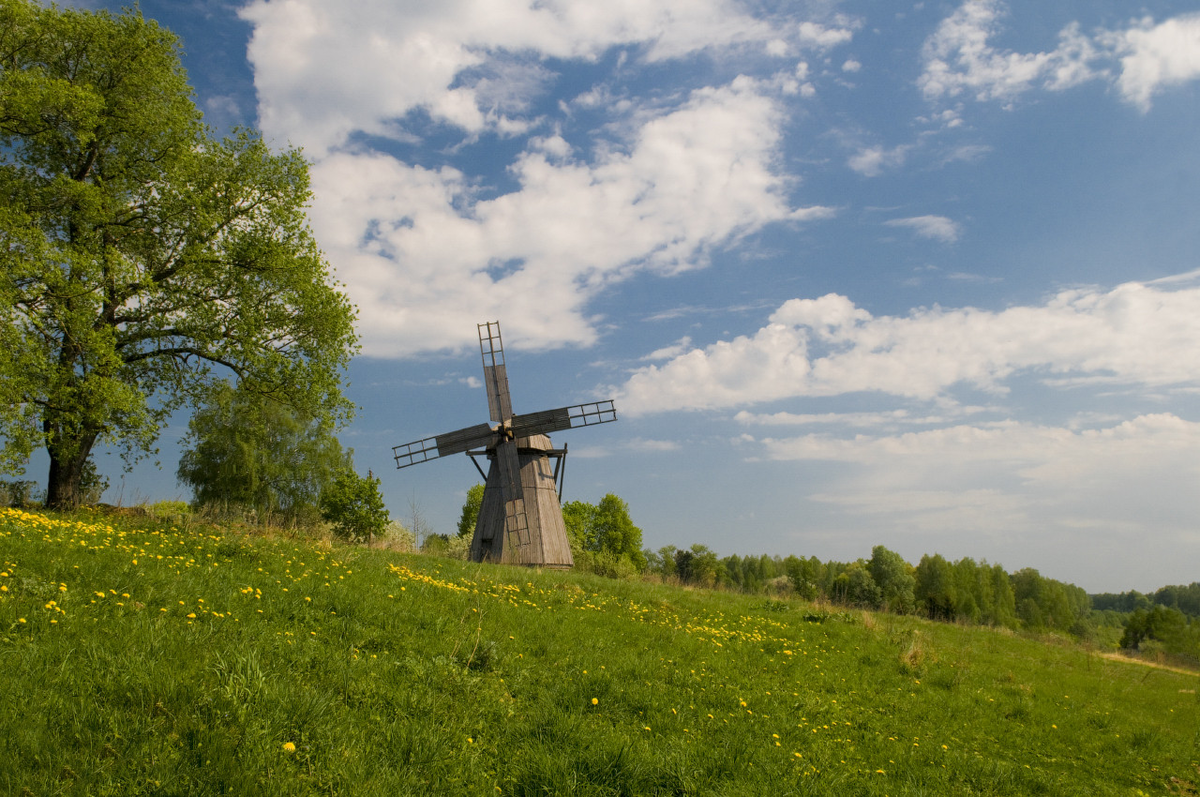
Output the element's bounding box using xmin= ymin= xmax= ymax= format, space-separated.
xmin=1095 ymin=651 xmax=1199 ymax=678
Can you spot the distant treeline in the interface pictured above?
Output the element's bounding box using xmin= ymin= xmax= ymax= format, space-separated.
xmin=1092 ymin=582 xmax=1200 ymax=617
xmin=640 ymin=544 xmax=1199 ymax=664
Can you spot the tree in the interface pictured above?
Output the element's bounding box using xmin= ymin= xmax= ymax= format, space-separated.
xmin=867 ymin=545 xmax=915 ymax=614
xmin=1120 ymin=605 xmax=1189 ymax=651
xmin=456 ymin=484 xmax=484 ymax=538
xmin=176 ymin=381 xmax=350 ymax=522
xmin=562 ymin=494 xmax=647 ymax=574
xmin=646 ymin=545 xmax=677 ymax=581
xmin=915 ymin=554 xmax=957 ymax=621
xmin=832 ymin=561 xmax=881 ymax=608
xmin=686 ymin=544 xmax=721 ymax=588
xmin=319 ymin=470 xmax=390 ymax=543
xmin=674 ymin=548 xmax=695 ymax=584
xmin=0 ymin=1 xmax=357 ymax=508
xmin=785 ymin=555 xmax=822 ymax=601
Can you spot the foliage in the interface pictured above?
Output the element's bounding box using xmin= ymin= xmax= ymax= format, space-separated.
xmin=562 ymin=494 xmax=646 ymax=574
xmin=1012 ymin=568 xmax=1090 ymax=632
xmin=915 ymin=554 xmax=957 ymax=621
xmin=0 ymin=479 xmax=40 ymax=508
xmin=644 ymin=544 xmax=677 ymax=581
xmin=1095 ymin=583 xmax=1200 ymax=619
xmin=1121 ymin=605 xmax=1199 ymax=661
xmin=0 ymin=0 xmax=357 ymax=509
xmin=384 ymin=521 xmax=416 ymax=553
xmin=785 ymin=555 xmax=824 ymax=601
xmin=833 ymin=561 xmax=883 ymax=608
xmin=674 ymin=543 xmax=721 ymax=588
xmin=318 ymin=470 xmax=390 ymax=543
xmin=456 ymin=483 xmax=484 ymax=538
xmin=867 ymin=545 xmax=916 ymax=613
xmin=177 ymin=382 xmax=350 ymax=524
xmin=1 ymin=507 xmax=1197 ymax=796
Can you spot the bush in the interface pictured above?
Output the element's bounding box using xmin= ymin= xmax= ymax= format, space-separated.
xmin=0 ymin=479 xmax=41 ymax=508
xmin=318 ymin=470 xmax=390 ymax=543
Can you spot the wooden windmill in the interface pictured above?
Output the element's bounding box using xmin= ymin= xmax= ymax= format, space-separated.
xmin=392 ymin=321 xmax=617 ymax=568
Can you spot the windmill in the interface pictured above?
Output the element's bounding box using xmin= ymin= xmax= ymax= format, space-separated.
xmin=392 ymin=321 xmax=617 ymax=568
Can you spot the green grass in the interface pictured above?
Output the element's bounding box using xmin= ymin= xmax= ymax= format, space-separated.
xmin=1 ymin=507 xmax=1197 ymax=796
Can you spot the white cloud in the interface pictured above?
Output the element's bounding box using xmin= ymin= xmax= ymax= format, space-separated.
xmin=625 ymin=437 xmax=682 ymax=453
xmin=1107 ymin=13 xmax=1200 ymax=112
xmin=918 ymin=1 xmax=1200 ymax=112
xmin=733 ymin=407 xmax=987 ymax=428
xmin=616 ymin=277 xmax=1200 ymax=414
xmin=642 ymin=337 xmax=694 ymax=361
xmin=885 ymin=215 xmax=961 ymax=243
xmin=797 ymin=21 xmax=855 ymax=50
xmin=311 ymin=79 xmax=816 ymax=356
xmin=848 ymin=144 xmax=911 ymax=176
xmin=241 ymin=0 xmax=790 ymax=155
xmin=233 ymin=0 xmax=856 ymax=357
xmin=918 ymin=0 xmax=1101 ymax=102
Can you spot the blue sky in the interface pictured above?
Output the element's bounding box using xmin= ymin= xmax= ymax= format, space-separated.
xmin=62 ymin=0 xmax=1200 ymax=592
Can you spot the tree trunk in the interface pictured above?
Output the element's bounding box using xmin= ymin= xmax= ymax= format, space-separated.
xmin=45 ymin=427 xmax=99 ymax=511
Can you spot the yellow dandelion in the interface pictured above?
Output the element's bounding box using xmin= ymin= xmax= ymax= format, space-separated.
xmin=282 ymin=741 xmax=296 ymax=753
xmin=591 ymin=698 xmax=599 ymax=705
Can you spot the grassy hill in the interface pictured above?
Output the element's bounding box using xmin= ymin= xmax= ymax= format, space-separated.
xmin=1 ymin=507 xmax=1196 ymax=796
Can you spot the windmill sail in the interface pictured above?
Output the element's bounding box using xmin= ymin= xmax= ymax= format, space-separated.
xmin=479 ymin=321 xmax=513 ymax=423
xmin=509 ymin=401 xmax=617 ymax=438
xmin=392 ymin=423 xmax=494 ymax=468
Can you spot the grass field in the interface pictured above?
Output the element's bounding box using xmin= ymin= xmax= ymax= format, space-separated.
xmin=1 ymin=507 xmax=1197 ymax=796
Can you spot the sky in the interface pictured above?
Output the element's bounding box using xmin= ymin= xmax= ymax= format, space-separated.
xmin=54 ymin=0 xmax=1200 ymax=593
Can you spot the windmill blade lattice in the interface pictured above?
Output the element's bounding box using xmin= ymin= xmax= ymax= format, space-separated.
xmin=479 ymin=321 xmax=513 ymax=424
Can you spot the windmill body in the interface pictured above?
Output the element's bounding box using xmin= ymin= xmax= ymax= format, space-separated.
xmin=393 ymin=322 xmax=616 ymax=568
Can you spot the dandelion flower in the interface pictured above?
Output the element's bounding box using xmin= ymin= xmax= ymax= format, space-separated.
xmin=282 ymin=742 xmax=296 ymax=753
xmin=591 ymin=698 xmax=599 ymax=705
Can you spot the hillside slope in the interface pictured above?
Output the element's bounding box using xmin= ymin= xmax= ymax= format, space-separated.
xmin=1 ymin=508 xmax=1196 ymax=795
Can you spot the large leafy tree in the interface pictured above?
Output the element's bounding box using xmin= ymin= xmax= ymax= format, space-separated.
xmin=176 ymin=382 xmax=351 ymax=522
xmin=0 ymin=0 xmax=357 ymax=508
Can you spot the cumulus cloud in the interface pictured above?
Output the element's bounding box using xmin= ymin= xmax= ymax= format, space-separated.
xmin=733 ymin=407 xmax=988 ymax=428
xmin=847 ymin=144 xmax=911 ymax=176
xmin=1107 ymin=13 xmax=1200 ymax=112
xmin=616 ymin=277 xmax=1200 ymax=414
xmin=234 ymin=0 xmax=852 ymax=356
xmin=918 ymin=0 xmax=1101 ymax=102
xmin=918 ymin=0 xmax=1200 ymax=111
xmin=309 ymin=79 xmax=828 ymax=355
xmin=885 ymin=215 xmax=961 ymax=243
xmin=241 ymin=0 xmax=801 ymax=155
xmin=797 ymin=20 xmax=856 ymax=50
